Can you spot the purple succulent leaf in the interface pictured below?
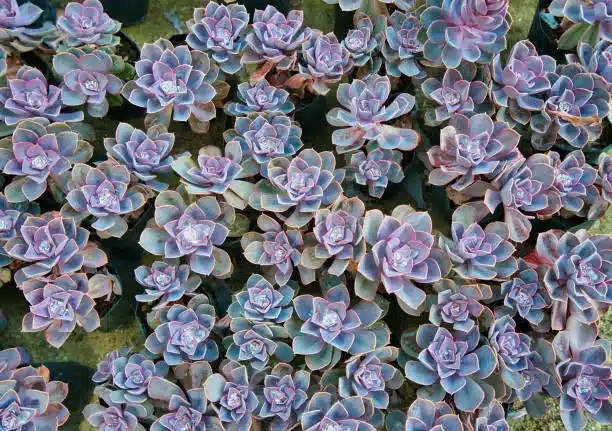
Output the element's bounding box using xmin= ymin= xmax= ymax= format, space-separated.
xmin=56 ymin=0 xmax=121 ymax=47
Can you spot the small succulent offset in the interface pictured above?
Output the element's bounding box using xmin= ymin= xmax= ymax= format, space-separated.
xmin=290 ymin=283 xmax=386 ymax=370
xmin=0 ymin=117 xmax=93 ymax=202
xmin=224 ymin=80 xmax=295 ymax=117
xmin=226 ymin=321 xmax=293 ymax=370
xmin=0 ymin=66 xmax=84 ymax=125
xmin=301 ymin=393 xmax=376 ymax=431
xmin=56 ymin=0 xmax=121 ymax=48
xmin=135 ymin=260 xmax=201 ymax=306
xmin=104 ymin=123 xmax=176 ymax=192
xmin=502 ymin=259 xmax=550 ymax=328
xmin=351 ymin=148 xmax=404 ymax=198
xmin=473 ymin=401 xmax=509 ymax=431
xmin=488 ymin=316 xmax=533 ymax=390
xmin=139 ymin=191 xmax=234 ymax=277
xmin=404 ymin=325 xmax=497 ymax=412
xmin=550 ymin=0 xmax=612 ymax=47
xmin=21 ymin=273 xmax=100 ymax=348
xmin=227 ymin=274 xmax=295 ymax=324
xmin=92 ymin=346 xmax=133 ymax=384
xmin=421 ymin=0 xmax=511 ymax=68
xmin=258 ymin=363 xmax=310 ymax=431
xmin=0 ymin=0 xmax=56 ymax=52
xmin=343 ymin=13 xmax=384 ymax=71
xmin=429 ymin=281 xmax=490 ymax=333
xmin=144 ymin=301 xmax=218 ymax=365
xmin=549 ymin=150 xmax=599 ymax=215
xmin=204 ymin=361 xmax=258 ymax=431
xmin=382 ymin=11 xmax=425 ymax=78
xmin=52 ymin=48 xmax=123 ymax=118
xmin=186 ymin=1 xmax=248 ymax=75
xmin=327 ymin=74 xmax=418 ymax=154
xmin=390 ymin=398 xmax=462 ymax=431
xmin=0 ymin=193 xmax=27 ymax=266
xmin=84 ymin=387 xmax=147 ymax=431
xmin=109 ymin=352 xmax=168 ymax=404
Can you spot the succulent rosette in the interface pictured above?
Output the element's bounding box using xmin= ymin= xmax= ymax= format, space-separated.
xmin=6 ymin=211 xmax=107 ymax=285
xmin=144 ymin=301 xmax=218 ymax=365
xmin=121 ymin=38 xmax=219 ymax=128
xmin=109 ymin=353 xmax=168 ymax=404
xmin=473 ymin=401 xmax=509 ymax=431
xmin=84 ymin=387 xmax=147 ymax=431
xmin=104 ymin=123 xmax=176 ymax=192
xmin=204 ymin=361 xmax=258 ymax=431
xmin=421 ymin=0 xmax=511 ymax=68
xmin=356 ymin=207 xmax=451 ymax=313
xmin=186 ymin=1 xmax=248 ymax=75
xmin=502 ymin=259 xmax=551 ymax=328
xmin=550 ymin=0 xmax=612 ymax=45
xmin=429 ymin=281 xmax=490 ymax=333
xmin=428 ymin=113 xmax=521 ymax=193
xmin=0 ymin=347 xmax=27 ymax=380
xmin=549 ymin=150 xmax=599 ymax=215
xmin=227 ymin=273 xmax=295 ymax=324
xmin=56 ymin=0 xmax=121 ymax=47
xmin=289 ymin=283 xmax=387 ymax=370
xmin=351 ymin=148 xmax=404 ymax=199
xmin=224 ymin=80 xmax=295 ymax=117
xmin=385 ymin=398 xmax=462 ymax=431
xmin=488 ymin=316 xmax=533 ymax=390
xmin=301 ymin=392 xmax=376 ymax=431
xmin=135 ymin=260 xmax=201 ymax=306
xmin=327 ymin=74 xmax=418 ymax=154
xmin=0 ymin=0 xmax=56 ymax=52
xmin=568 ymin=41 xmax=612 ymax=91
xmin=224 ymin=114 xmax=303 ymax=177
xmin=343 ymin=13 xmax=384 ymax=71
xmin=250 ymin=149 xmax=345 ymax=229
xmin=139 ymin=191 xmax=234 ymax=277
xmin=226 ymin=321 xmax=293 ymax=370
xmin=171 ymin=142 xmax=256 ymax=210
xmin=92 ymin=346 xmax=133 ymax=384
xmin=382 ymin=10 xmax=425 ymax=78
xmin=0 ymin=66 xmax=84 ymax=125
xmin=404 ymin=325 xmax=497 ymax=412
xmin=0 ymin=193 xmax=28 ymax=266
xmin=422 ymin=65 xmax=489 ymax=125
xmin=21 ymin=273 xmax=99 ymax=348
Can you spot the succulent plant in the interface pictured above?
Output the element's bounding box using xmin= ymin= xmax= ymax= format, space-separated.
xmin=549 ymin=150 xmax=599 ymax=215
xmin=56 ymin=0 xmax=121 ymax=48
xmin=242 ymin=6 xmax=311 ymax=73
xmin=144 ymin=301 xmax=218 ymax=365
xmin=135 ymin=260 xmax=201 ymax=306
xmin=227 ymin=274 xmax=295 ymax=324
xmin=109 ymin=353 xmax=168 ymax=404
xmin=439 ymin=221 xmax=517 ymax=280
xmin=0 ymin=0 xmax=56 ymax=52
xmin=327 ymin=74 xmax=418 ymax=154
xmin=550 ymin=0 xmax=611 ymax=47
xmin=186 ymin=1 xmax=248 ymax=75
xmin=421 ymin=0 xmax=511 ymax=68
xmin=224 ymin=80 xmax=295 ymax=117
xmin=0 ymin=347 xmax=28 ymax=380
xmin=351 ymin=148 xmax=404 ymax=198
xmin=428 ymin=113 xmax=521 ymax=193
xmin=0 ymin=193 xmax=28 ymax=266
xmin=92 ymin=346 xmax=133 ymax=384
xmin=488 ymin=316 xmax=533 ymax=390
xmin=382 ymin=10 xmax=425 ymax=78
xmin=396 ymin=398 xmax=462 ymax=431
xmin=21 ymin=273 xmax=99 ymax=348
xmin=250 ymin=149 xmax=344 ymax=229
xmin=536 ymin=229 xmax=612 ymax=330
xmin=204 ymin=361 xmax=258 ymax=431
xmin=568 ymin=41 xmax=612 ymax=91
xmin=6 ymin=212 xmax=107 ymax=285
xmin=356 ymin=207 xmax=451 ymax=313
xmin=473 ymin=401 xmax=509 ymax=431
xmin=139 ymin=191 xmax=234 ymax=277
xmin=404 ymin=325 xmax=497 ymax=412
xmin=301 ymin=392 xmax=376 ymax=431
xmin=502 ymin=259 xmax=551 ymax=328
xmin=84 ymin=387 xmax=147 ymax=431
xmin=422 ymin=65 xmax=489 ymax=125
xmin=0 ymin=66 xmax=84 ymax=125
xmin=290 ymin=283 xmax=386 ymax=370
xmin=598 ymin=153 xmax=612 ymax=203
xmin=343 ymin=13 xmax=384 ymax=71
xmin=104 ymin=123 xmax=176 ymax=192
xmin=0 ymin=46 xmax=5 ymax=76
xmin=122 ymin=38 xmax=219 ymax=128
xmin=429 ymin=281 xmax=490 ymax=332
xmin=226 ymin=321 xmax=293 ymax=370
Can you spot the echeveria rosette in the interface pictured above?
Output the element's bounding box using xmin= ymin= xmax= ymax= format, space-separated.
xmin=135 ymin=260 xmax=201 ymax=307
xmin=429 ymin=282 xmax=490 ymax=333
xmin=109 ymin=353 xmax=168 ymax=404
xmin=301 ymin=392 xmax=376 ymax=431
xmin=421 ymin=0 xmax=511 ymax=68
xmin=204 ymin=361 xmax=258 ymax=431
xmin=549 ymin=150 xmax=600 ymax=216
xmin=502 ymin=259 xmax=551 ymax=329
xmin=0 ymin=193 xmax=28 ymax=267
xmin=384 ymin=398 xmax=462 ymax=431
xmin=0 ymin=66 xmax=84 ymax=125
xmin=251 ymin=149 xmax=345 ymax=229
xmin=257 ymin=363 xmax=310 ymax=431
xmin=227 ymin=273 xmax=295 ymax=324
xmin=52 ymin=48 xmax=123 ymax=118
xmin=92 ymin=347 xmax=133 ymax=384
xmin=343 ymin=13 xmax=384 ymax=72
xmin=289 ymin=283 xmax=387 ymax=370
xmin=186 ymin=1 xmax=248 ymax=75
xmin=139 ymin=190 xmax=234 ymax=278
xmin=439 ymin=221 xmax=517 ymax=280
xmin=224 ymin=80 xmax=295 ymax=117
xmin=568 ymin=41 xmax=612 ymax=91
xmin=351 ymin=148 xmax=404 ymax=199
xmin=356 ymin=207 xmax=451 ymax=314
xmin=0 ymin=0 xmax=56 ymax=52
xmin=226 ymin=321 xmax=293 ymax=370
xmin=550 ymin=0 xmax=612 ymax=46
xmin=422 ymin=65 xmax=489 ymax=125
xmin=428 ymin=113 xmax=521 ymax=194
xmin=484 ymin=154 xmax=562 ymax=243
xmin=473 ymin=401 xmax=509 ymax=431
xmin=224 ymin=114 xmax=303 ymax=177
xmin=21 ymin=273 xmax=99 ymax=348
xmin=536 ymin=229 xmax=612 ymax=330
xmin=0 ymin=347 xmax=28 ymax=380
xmin=144 ymin=302 xmax=218 ymax=366
xmin=488 ymin=316 xmax=533 ymax=391
xmin=595 ymin=153 xmax=612 ymax=216
xmin=327 ymin=74 xmax=419 ymax=154
xmin=56 ymin=0 xmax=121 ymax=48
xmin=171 ymin=142 xmax=256 ymax=210
xmin=84 ymin=387 xmax=147 ymax=431
xmin=404 ymin=325 xmax=497 ymax=412
xmin=121 ymin=38 xmax=219 ymax=129
xmin=6 ymin=212 xmax=107 ymax=285
xmin=382 ymin=11 xmax=425 ymax=79
xmin=104 ymin=123 xmax=175 ymax=193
